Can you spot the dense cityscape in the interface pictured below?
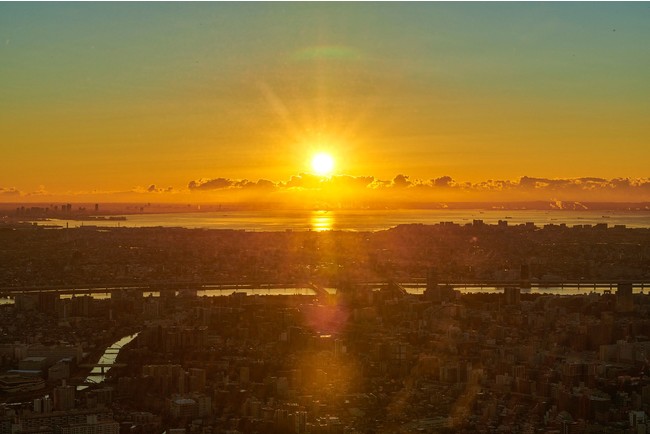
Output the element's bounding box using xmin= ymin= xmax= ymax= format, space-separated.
xmin=1 ymin=220 xmax=649 ymax=434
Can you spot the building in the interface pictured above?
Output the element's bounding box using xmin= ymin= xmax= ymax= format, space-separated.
xmin=18 ymin=357 xmax=48 ymax=372
xmin=53 ymin=382 xmax=76 ymax=411
xmin=58 ymin=415 xmax=119 ymax=434
xmin=616 ymin=282 xmax=634 ymax=312
xmin=26 ymin=345 xmax=82 ymax=365
xmin=0 ymin=374 xmax=45 ymax=393
xmin=168 ymin=398 xmax=197 ymax=419
xmin=168 ymin=394 xmax=212 ymax=419
xmin=188 ymin=368 xmax=206 ymax=392
xmin=48 ymin=360 xmax=72 ymax=382
xmin=18 ymin=409 xmax=113 ymax=432
xmin=504 ymin=287 xmax=521 ymax=305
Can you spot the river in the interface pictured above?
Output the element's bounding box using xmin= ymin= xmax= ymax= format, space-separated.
xmin=78 ymin=332 xmax=139 ymax=390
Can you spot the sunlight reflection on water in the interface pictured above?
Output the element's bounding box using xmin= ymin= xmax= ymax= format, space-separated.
xmin=310 ymin=210 xmax=333 ymax=231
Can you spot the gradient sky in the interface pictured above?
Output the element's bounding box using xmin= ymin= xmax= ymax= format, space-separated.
xmin=1 ymin=2 xmax=649 ymax=202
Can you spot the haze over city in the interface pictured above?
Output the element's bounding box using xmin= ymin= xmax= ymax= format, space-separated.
xmin=1 ymin=3 xmax=649 ymax=205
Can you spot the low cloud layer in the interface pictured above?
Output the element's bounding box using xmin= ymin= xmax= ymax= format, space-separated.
xmin=185 ymin=174 xmax=650 ymax=199
xmin=179 ymin=174 xmax=650 ymax=206
xmin=0 ymin=187 xmax=21 ymax=196
xmin=189 ymin=178 xmax=276 ymax=191
xmin=2 ymin=175 xmax=649 ymax=204
xmin=1 ymin=186 xmax=49 ymax=197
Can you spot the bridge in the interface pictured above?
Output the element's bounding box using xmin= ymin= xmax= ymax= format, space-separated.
xmin=357 ymin=279 xmax=647 ymax=291
xmin=79 ymin=363 xmax=126 ymax=374
xmin=1 ymin=281 xmax=316 ymax=297
xmin=306 ymin=282 xmax=331 ymax=299
xmin=387 ymin=281 xmax=409 ymax=296
xmin=0 ymin=279 xmax=647 ymax=298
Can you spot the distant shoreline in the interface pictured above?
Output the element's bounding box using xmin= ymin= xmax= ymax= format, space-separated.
xmin=1 ymin=201 xmax=649 ymax=215
xmin=7 ymin=208 xmax=650 ymax=231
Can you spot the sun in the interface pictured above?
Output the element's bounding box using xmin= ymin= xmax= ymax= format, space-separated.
xmin=311 ymin=152 xmax=335 ymax=176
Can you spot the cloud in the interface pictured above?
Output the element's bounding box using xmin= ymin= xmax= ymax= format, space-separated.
xmin=284 ymin=173 xmax=326 ymax=189
xmin=3 ymin=175 xmax=648 ymax=205
xmin=188 ymin=178 xmax=234 ymax=190
xmin=391 ymin=174 xmax=411 ymax=188
xmin=432 ymin=176 xmax=454 ymax=188
xmin=185 ymin=174 xmax=650 ymax=201
xmin=188 ymin=177 xmax=282 ymax=191
xmin=329 ymin=175 xmax=375 ymax=189
xmin=143 ymin=185 xmax=175 ymax=193
xmin=26 ymin=186 xmax=49 ymax=196
xmin=187 ymin=174 xmax=379 ymax=193
xmin=514 ymin=176 xmax=650 ymax=193
xmin=0 ymin=187 xmax=21 ymax=196
xmin=252 ymin=179 xmax=276 ymax=189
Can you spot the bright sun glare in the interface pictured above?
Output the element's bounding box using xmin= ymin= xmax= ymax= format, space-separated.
xmin=311 ymin=152 xmax=335 ymax=176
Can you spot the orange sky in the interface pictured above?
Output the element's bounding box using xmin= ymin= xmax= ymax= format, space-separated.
xmin=1 ymin=3 xmax=649 ymax=205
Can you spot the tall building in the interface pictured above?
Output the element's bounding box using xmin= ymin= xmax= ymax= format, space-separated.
xmin=504 ymin=287 xmax=521 ymax=306
xmin=188 ymin=368 xmax=206 ymax=392
xmin=616 ymin=283 xmax=634 ymax=312
xmin=520 ymin=264 xmax=531 ymax=288
xmin=54 ymin=382 xmax=76 ymax=411
xmin=424 ymin=268 xmax=441 ymax=302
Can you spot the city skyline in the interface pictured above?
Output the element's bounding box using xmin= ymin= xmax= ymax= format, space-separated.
xmin=1 ymin=3 xmax=649 ymax=204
